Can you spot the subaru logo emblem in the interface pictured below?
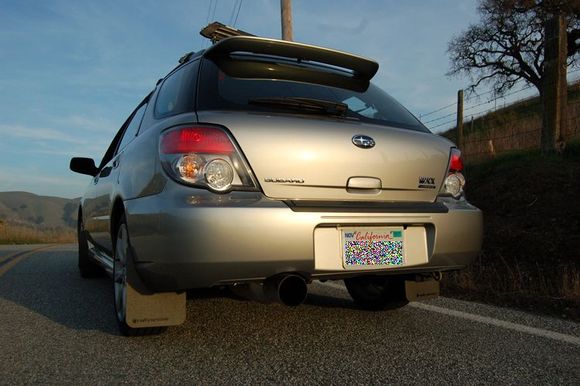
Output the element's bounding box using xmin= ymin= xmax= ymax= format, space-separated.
xmin=352 ymin=135 xmax=375 ymax=149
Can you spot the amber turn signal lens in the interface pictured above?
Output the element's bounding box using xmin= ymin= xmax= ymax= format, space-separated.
xmin=177 ymin=154 xmax=203 ymax=180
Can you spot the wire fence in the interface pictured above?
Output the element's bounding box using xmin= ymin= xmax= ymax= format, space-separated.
xmin=419 ymin=68 xmax=580 ymax=127
xmin=441 ymin=97 xmax=580 ymax=162
xmin=420 ymin=69 xmax=580 ymax=163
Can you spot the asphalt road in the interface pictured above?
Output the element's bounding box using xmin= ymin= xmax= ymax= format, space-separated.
xmin=0 ymin=244 xmax=579 ymax=384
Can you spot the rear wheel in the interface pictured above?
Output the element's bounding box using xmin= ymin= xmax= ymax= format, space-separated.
xmin=78 ymin=217 xmax=102 ymax=278
xmin=113 ymin=216 xmax=165 ymax=336
xmin=344 ymin=275 xmax=409 ymax=310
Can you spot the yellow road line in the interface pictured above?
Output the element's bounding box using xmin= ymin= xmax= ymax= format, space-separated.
xmin=0 ymin=246 xmax=53 ymax=265
xmin=0 ymin=245 xmax=56 ymax=278
xmin=0 ymin=250 xmax=25 ymax=265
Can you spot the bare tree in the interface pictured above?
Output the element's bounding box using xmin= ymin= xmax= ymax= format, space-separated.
xmin=448 ymin=0 xmax=579 ymax=95
xmin=447 ymin=0 xmax=579 ymax=151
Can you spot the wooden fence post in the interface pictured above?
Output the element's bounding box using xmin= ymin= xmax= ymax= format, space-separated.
xmin=457 ymin=89 xmax=464 ymax=149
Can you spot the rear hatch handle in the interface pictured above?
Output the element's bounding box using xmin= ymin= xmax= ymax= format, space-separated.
xmin=346 ymin=177 xmax=382 ymax=194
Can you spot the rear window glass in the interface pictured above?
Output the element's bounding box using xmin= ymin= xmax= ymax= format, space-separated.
xmin=155 ymin=60 xmax=199 ymax=118
xmin=198 ymin=59 xmax=428 ymax=132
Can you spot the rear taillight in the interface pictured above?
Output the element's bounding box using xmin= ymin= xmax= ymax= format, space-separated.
xmin=159 ymin=125 xmax=258 ymax=193
xmin=441 ymin=148 xmax=465 ymax=198
xmin=161 ymin=127 xmax=234 ymax=154
xmin=449 ymin=148 xmax=464 ymax=172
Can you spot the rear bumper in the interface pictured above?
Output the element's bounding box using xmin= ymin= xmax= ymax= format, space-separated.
xmin=125 ymin=184 xmax=482 ymax=291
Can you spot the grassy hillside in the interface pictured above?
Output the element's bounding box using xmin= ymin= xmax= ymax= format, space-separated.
xmin=442 ymin=141 xmax=580 ymax=320
xmin=0 ymin=192 xmax=78 ymax=244
xmin=0 ymin=191 xmax=78 ymax=228
xmin=441 ymin=82 xmax=580 ymax=161
xmin=443 ymin=82 xmax=580 ymax=138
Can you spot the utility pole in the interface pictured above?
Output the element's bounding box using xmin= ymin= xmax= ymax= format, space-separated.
xmin=281 ymin=0 xmax=293 ymax=41
xmin=457 ymin=89 xmax=464 ymax=150
xmin=542 ymin=13 xmax=568 ymax=153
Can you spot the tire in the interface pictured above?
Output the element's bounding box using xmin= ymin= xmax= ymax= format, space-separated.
xmin=78 ymin=217 xmax=103 ymax=278
xmin=344 ymin=275 xmax=409 ymax=311
xmin=113 ymin=216 xmax=166 ymax=336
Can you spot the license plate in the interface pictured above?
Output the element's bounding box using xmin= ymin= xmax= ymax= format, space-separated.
xmin=341 ymin=227 xmax=405 ymax=268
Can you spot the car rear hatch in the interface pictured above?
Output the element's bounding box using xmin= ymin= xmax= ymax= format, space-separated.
xmin=197 ymin=111 xmax=451 ymax=203
xmin=197 ymin=36 xmax=452 ymax=203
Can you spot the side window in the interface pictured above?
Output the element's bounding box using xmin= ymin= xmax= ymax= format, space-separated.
xmin=98 ymin=128 xmax=124 ymax=170
xmin=155 ymin=60 xmax=198 ymax=118
xmin=117 ymin=104 xmax=147 ymax=153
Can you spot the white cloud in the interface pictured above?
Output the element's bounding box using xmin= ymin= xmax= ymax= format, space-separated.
xmin=53 ymin=115 xmax=117 ymax=133
xmin=0 ymin=124 xmax=86 ymax=144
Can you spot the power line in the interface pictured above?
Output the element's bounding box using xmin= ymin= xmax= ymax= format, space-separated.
xmin=233 ymin=0 xmax=243 ymax=27
xmin=203 ymin=0 xmax=219 ymax=48
xmin=228 ymin=0 xmax=239 ymax=25
xmin=210 ymin=0 xmax=218 ymax=22
xmin=205 ymin=0 xmax=214 ymax=24
xmin=198 ymin=0 xmax=215 ymax=50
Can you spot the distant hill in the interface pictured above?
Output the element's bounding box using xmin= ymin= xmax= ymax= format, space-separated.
xmin=0 ymin=191 xmax=79 ymax=229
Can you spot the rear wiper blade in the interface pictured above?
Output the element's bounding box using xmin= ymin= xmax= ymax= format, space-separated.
xmin=248 ymin=97 xmax=347 ymax=116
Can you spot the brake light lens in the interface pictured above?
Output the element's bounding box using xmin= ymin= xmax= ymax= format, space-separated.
xmin=449 ymin=148 xmax=463 ymax=172
xmin=159 ymin=125 xmax=257 ymax=193
xmin=441 ymin=148 xmax=465 ymax=198
xmin=161 ymin=127 xmax=234 ymax=154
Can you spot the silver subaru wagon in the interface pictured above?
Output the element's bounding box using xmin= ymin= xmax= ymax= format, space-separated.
xmin=70 ymin=33 xmax=482 ymax=335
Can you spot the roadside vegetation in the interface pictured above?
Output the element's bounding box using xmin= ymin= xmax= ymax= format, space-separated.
xmin=0 ymin=221 xmax=75 ymax=244
xmin=441 ymin=140 xmax=580 ymax=320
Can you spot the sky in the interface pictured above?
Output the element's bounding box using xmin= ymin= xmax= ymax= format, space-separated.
xmin=0 ymin=0 xmax=484 ymax=198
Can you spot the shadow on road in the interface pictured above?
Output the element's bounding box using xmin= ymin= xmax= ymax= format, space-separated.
xmin=1 ymin=248 xmax=576 ymax=384
xmin=0 ymin=248 xmax=119 ymax=335
xmin=304 ymin=292 xmax=359 ymax=310
xmin=187 ymin=283 xmax=361 ymax=310
xmin=0 ymin=247 xmax=366 ymax=336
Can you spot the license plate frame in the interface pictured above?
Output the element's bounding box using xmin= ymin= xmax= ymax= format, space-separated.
xmin=340 ymin=227 xmax=405 ymax=269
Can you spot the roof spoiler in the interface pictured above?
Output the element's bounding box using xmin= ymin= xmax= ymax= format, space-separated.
xmin=203 ymin=36 xmax=379 ymax=81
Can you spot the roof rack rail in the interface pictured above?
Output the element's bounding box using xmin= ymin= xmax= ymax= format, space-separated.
xmin=200 ymin=21 xmax=254 ymax=44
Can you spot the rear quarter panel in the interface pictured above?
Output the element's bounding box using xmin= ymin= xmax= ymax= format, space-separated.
xmin=116 ymin=112 xmax=200 ymax=201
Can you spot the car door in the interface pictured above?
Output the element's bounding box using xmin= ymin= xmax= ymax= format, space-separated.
xmin=84 ymin=102 xmax=148 ymax=255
